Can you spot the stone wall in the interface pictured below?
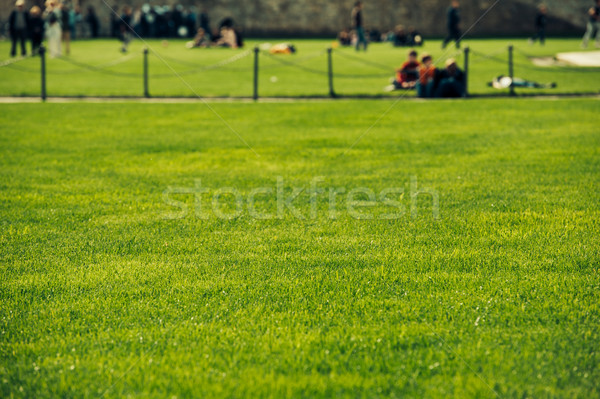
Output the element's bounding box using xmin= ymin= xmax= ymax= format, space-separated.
xmin=0 ymin=0 xmax=593 ymax=38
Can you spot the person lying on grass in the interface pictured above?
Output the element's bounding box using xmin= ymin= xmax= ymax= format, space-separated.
xmin=488 ymin=75 xmax=557 ymax=89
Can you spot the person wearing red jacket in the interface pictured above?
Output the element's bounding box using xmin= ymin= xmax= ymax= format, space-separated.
xmin=394 ymin=50 xmax=420 ymax=89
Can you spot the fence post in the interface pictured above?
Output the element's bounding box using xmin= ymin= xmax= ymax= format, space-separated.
xmin=508 ymin=45 xmax=515 ymax=96
xmin=463 ymin=47 xmax=469 ymax=98
xmin=253 ymin=46 xmax=259 ymax=101
xmin=143 ymin=47 xmax=149 ymax=98
xmin=40 ymin=46 xmax=46 ymax=101
xmin=327 ymin=48 xmax=336 ymax=98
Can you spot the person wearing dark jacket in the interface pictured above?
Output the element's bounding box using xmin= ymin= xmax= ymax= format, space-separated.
xmin=119 ymin=6 xmax=133 ymax=53
xmin=442 ymin=0 xmax=461 ymax=49
xmin=28 ymin=6 xmax=44 ymax=55
xmin=85 ymin=7 xmax=100 ymax=38
xmin=60 ymin=3 xmax=71 ymax=55
xmin=9 ymin=0 xmax=29 ymax=57
xmin=435 ymin=58 xmax=465 ymax=98
xmin=529 ymin=4 xmax=548 ymax=45
xmin=352 ymin=1 xmax=367 ymax=51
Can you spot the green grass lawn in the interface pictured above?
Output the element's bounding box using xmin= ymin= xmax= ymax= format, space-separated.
xmin=0 ymin=38 xmax=599 ymax=97
xmin=1 ymin=98 xmax=599 ymax=398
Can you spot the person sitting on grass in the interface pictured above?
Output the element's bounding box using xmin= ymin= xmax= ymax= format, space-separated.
xmin=186 ymin=27 xmax=209 ymax=48
xmin=395 ymin=50 xmax=420 ymax=90
xmin=393 ymin=25 xmax=408 ymax=47
xmin=385 ymin=50 xmax=421 ymax=91
xmin=417 ymin=54 xmax=437 ymax=98
xmin=214 ymin=26 xmax=238 ymax=48
xmin=435 ymin=58 xmax=465 ymax=98
xmin=408 ymin=27 xmax=424 ymax=46
xmin=338 ymin=28 xmax=352 ymax=46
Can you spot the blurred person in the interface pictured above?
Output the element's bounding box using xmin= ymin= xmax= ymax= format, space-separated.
xmin=529 ymin=4 xmax=548 ymax=45
xmin=384 ymin=28 xmax=395 ymax=42
xmin=417 ymin=54 xmax=437 ymax=98
xmin=442 ymin=0 xmax=461 ymax=49
xmin=60 ymin=3 xmax=71 ymax=55
xmin=488 ymin=75 xmax=556 ymax=89
xmin=215 ymin=26 xmax=237 ymax=48
xmin=171 ymin=5 xmax=184 ymax=37
xmin=369 ymin=28 xmax=381 ymax=43
xmin=211 ymin=27 xmax=221 ymax=43
xmin=269 ymin=43 xmax=296 ymax=54
xmin=139 ymin=4 xmax=150 ymax=37
xmin=385 ymin=49 xmax=420 ymax=91
xmin=340 ymin=28 xmax=352 ymax=46
xmin=185 ymin=7 xmax=197 ymax=38
xmin=9 ymin=0 xmax=29 ymax=57
xmin=435 ymin=58 xmax=465 ymax=98
xmin=110 ymin=4 xmax=119 ymax=37
xmin=393 ymin=25 xmax=407 ymax=47
xmin=119 ymin=6 xmax=134 ymax=52
xmin=408 ymin=27 xmax=423 ymax=46
xmin=338 ymin=28 xmax=352 ymax=46
xmin=85 ymin=6 xmax=99 ymax=38
xmin=46 ymin=8 xmax=61 ymax=57
xmin=132 ymin=6 xmax=142 ymax=36
xmin=154 ymin=6 xmax=168 ymax=37
xmin=72 ymin=6 xmax=83 ymax=39
xmin=29 ymin=5 xmax=44 ymax=55
xmin=199 ymin=8 xmax=211 ymax=40
xmin=581 ymin=0 xmax=600 ymax=48
xmin=352 ymin=1 xmax=367 ymax=51
xmin=395 ymin=49 xmax=420 ymax=89
xmin=186 ymin=27 xmax=209 ymax=48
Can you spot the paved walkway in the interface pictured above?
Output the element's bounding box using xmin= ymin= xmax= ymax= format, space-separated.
xmin=0 ymin=94 xmax=599 ymax=104
xmin=556 ymin=51 xmax=600 ymax=67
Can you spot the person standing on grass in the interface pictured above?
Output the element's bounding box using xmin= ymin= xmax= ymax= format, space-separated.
xmin=442 ymin=0 xmax=461 ymax=49
xmin=529 ymin=4 xmax=548 ymax=45
xmin=352 ymin=1 xmax=367 ymax=51
xmin=29 ymin=6 xmax=44 ymax=55
xmin=9 ymin=0 xmax=29 ymax=57
xmin=581 ymin=0 xmax=600 ymax=48
xmin=60 ymin=3 xmax=71 ymax=55
xmin=46 ymin=9 xmax=61 ymax=58
xmin=119 ymin=6 xmax=134 ymax=53
xmin=85 ymin=6 xmax=100 ymax=38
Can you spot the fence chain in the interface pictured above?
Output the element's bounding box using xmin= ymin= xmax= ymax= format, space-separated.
xmin=148 ymin=50 xmax=251 ymax=77
xmin=0 ymin=55 xmax=30 ymax=68
xmin=262 ymin=51 xmax=328 ymax=76
xmin=332 ymin=49 xmax=392 ymax=71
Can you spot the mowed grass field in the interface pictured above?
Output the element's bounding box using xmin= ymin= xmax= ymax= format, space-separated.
xmin=1 ymin=98 xmax=600 ymax=398
xmin=0 ymin=38 xmax=599 ymax=97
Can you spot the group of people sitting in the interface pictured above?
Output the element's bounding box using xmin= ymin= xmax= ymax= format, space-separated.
xmin=186 ymin=24 xmax=241 ymax=49
xmin=338 ymin=25 xmax=423 ymax=48
xmin=385 ymin=25 xmax=423 ymax=47
xmin=386 ymin=50 xmax=465 ymax=98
